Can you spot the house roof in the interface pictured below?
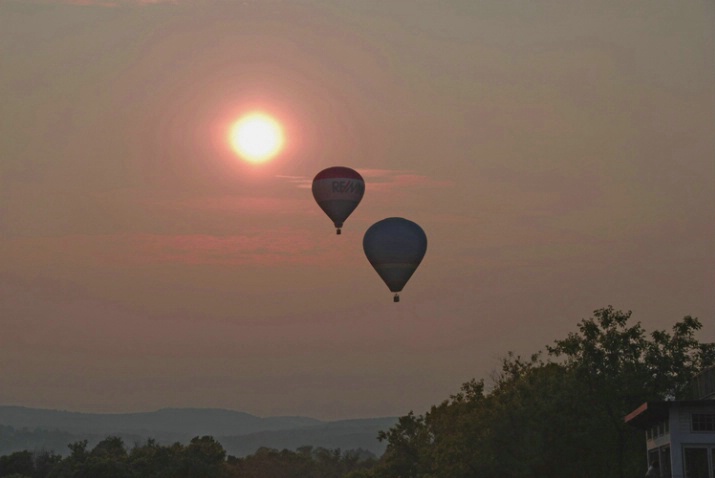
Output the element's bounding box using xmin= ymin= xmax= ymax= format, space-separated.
xmin=625 ymin=401 xmax=669 ymax=429
xmin=625 ymin=400 xmax=715 ymax=429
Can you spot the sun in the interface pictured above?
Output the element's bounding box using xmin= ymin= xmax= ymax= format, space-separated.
xmin=229 ymin=112 xmax=284 ymax=163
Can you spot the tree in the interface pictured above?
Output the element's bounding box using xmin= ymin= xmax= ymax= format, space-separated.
xmin=374 ymin=307 xmax=715 ymax=478
xmin=375 ymin=412 xmax=431 ymax=478
xmin=180 ymin=436 xmax=226 ymax=478
xmin=130 ymin=440 xmax=185 ymax=478
xmin=128 ymin=438 xmax=178 ymax=478
xmin=374 ymin=357 xmax=605 ymax=478
xmin=33 ymin=450 xmax=62 ymax=478
xmin=47 ymin=440 xmax=89 ymax=478
xmin=46 ymin=437 xmax=133 ymax=478
xmin=89 ymin=437 xmax=127 ymax=462
xmin=0 ymin=451 xmax=34 ymax=478
xmin=547 ymin=307 xmax=715 ymax=478
xmin=226 ymin=447 xmax=312 ymax=478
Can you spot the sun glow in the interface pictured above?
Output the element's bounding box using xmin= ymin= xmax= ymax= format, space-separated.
xmin=229 ymin=112 xmax=285 ymax=163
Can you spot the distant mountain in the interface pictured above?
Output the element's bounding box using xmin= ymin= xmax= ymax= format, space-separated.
xmin=0 ymin=406 xmax=322 ymax=436
xmin=220 ymin=417 xmax=398 ymax=457
xmin=0 ymin=406 xmax=397 ymax=457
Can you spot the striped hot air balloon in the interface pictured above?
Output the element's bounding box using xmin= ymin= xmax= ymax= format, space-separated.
xmin=312 ymin=166 xmax=365 ymax=234
xmin=363 ymin=217 xmax=427 ymax=302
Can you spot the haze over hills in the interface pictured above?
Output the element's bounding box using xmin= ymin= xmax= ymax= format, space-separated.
xmin=0 ymin=407 xmax=397 ymax=458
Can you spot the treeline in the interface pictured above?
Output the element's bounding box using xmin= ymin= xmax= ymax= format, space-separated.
xmin=2 ymin=307 xmax=713 ymax=478
xmin=363 ymin=307 xmax=715 ymax=478
xmin=0 ymin=437 xmax=377 ymax=478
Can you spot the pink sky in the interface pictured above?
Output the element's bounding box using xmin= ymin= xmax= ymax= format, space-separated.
xmin=1 ymin=0 xmax=714 ymax=420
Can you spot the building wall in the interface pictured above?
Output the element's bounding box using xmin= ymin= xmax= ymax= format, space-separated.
xmin=646 ymin=402 xmax=715 ymax=478
xmin=673 ymin=402 xmax=715 ymax=445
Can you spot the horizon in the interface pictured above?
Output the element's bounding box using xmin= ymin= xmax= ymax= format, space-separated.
xmin=0 ymin=404 xmax=398 ymax=421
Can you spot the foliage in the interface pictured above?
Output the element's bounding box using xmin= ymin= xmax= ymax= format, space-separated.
xmin=1 ymin=436 xmax=376 ymax=478
xmin=226 ymin=445 xmax=377 ymax=478
xmin=0 ymin=451 xmax=34 ymax=478
xmin=372 ymin=307 xmax=715 ymax=478
xmin=0 ymin=449 xmax=61 ymax=478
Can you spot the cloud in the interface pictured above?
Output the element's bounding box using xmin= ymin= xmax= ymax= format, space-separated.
xmin=275 ymin=175 xmax=312 ymax=189
xmin=277 ymin=170 xmax=452 ymax=193
xmin=360 ymin=169 xmax=452 ymax=191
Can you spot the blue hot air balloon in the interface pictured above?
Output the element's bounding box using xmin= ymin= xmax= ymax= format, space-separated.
xmin=363 ymin=217 xmax=427 ymax=302
xmin=312 ymin=166 xmax=365 ymax=234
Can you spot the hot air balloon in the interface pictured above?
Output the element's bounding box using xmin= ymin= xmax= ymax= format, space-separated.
xmin=312 ymin=166 xmax=365 ymax=234
xmin=363 ymin=217 xmax=427 ymax=302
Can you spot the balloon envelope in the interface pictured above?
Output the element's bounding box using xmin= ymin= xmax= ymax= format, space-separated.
xmin=363 ymin=217 xmax=427 ymax=301
xmin=312 ymin=166 xmax=365 ymax=234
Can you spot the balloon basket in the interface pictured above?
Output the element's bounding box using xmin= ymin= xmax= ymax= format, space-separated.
xmin=393 ymin=294 xmax=400 ymax=303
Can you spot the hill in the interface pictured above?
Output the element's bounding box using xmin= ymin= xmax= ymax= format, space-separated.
xmin=0 ymin=406 xmax=396 ymax=457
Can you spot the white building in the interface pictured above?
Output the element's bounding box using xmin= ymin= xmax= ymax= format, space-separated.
xmin=626 ymin=368 xmax=715 ymax=478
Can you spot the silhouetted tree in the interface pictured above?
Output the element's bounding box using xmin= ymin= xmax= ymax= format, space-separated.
xmin=32 ymin=450 xmax=62 ymax=478
xmin=179 ymin=436 xmax=226 ymax=478
xmin=373 ymin=308 xmax=715 ymax=478
xmin=547 ymin=307 xmax=715 ymax=478
xmin=0 ymin=450 xmax=34 ymax=477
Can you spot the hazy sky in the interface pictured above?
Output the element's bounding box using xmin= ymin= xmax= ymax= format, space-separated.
xmin=1 ymin=0 xmax=713 ymax=421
